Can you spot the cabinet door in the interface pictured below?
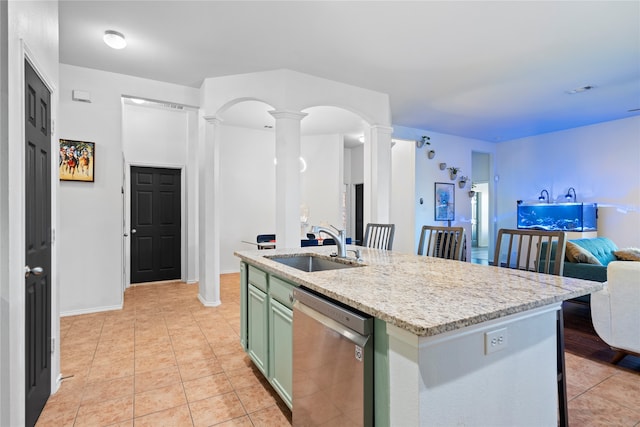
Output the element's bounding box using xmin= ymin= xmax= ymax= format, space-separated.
xmin=240 ymin=262 xmax=247 ymax=350
xmin=269 ymin=298 xmax=293 ymax=409
xmin=248 ymin=284 xmax=268 ymax=376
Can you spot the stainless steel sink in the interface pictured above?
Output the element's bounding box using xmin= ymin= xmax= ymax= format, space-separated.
xmin=267 ymin=255 xmax=362 ymax=272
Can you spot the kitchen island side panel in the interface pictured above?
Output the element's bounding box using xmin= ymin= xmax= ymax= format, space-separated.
xmin=388 ymin=304 xmax=559 ymax=426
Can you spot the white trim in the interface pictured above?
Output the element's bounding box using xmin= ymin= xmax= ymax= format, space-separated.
xmin=60 ymin=304 xmax=124 ymax=317
xmin=124 ymin=161 xmax=187 ymax=288
xmin=198 ymin=294 xmax=221 ymax=307
xmin=5 ymin=39 xmax=59 ymax=427
xmin=24 ymin=40 xmax=61 ymax=399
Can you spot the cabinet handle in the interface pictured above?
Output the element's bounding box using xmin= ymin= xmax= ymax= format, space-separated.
xmin=289 ymin=293 xmax=294 ymax=304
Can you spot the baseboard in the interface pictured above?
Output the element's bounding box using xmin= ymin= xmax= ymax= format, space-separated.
xmin=60 ymin=303 xmax=123 ymax=317
xmin=197 ymin=294 xmax=221 ymax=307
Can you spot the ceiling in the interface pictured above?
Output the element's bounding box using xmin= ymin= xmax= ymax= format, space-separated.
xmin=59 ymin=1 xmax=640 ymax=142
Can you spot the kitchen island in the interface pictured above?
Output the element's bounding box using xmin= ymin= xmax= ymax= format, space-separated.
xmin=235 ymin=245 xmax=603 ymax=426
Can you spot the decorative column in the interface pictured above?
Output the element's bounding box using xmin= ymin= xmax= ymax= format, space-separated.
xmin=269 ymin=110 xmax=308 ymax=249
xmin=198 ymin=115 xmax=222 ymax=307
xmin=364 ymin=125 xmax=394 ymax=224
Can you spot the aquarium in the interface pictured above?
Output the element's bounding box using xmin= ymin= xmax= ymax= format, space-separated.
xmin=517 ymin=203 xmax=597 ymax=232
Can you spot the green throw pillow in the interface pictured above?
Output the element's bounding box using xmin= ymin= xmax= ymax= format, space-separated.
xmin=566 ymin=241 xmax=602 ymax=265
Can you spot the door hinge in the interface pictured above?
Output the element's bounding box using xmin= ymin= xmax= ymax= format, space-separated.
xmin=51 ymin=119 xmax=55 ymax=135
xmin=51 ymin=337 xmax=55 ymax=354
xmin=51 ymin=228 xmax=55 ymax=244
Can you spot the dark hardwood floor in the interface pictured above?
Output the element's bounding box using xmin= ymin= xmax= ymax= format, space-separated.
xmin=562 ymin=300 xmax=640 ymax=372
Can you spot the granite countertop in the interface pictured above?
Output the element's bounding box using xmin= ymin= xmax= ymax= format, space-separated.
xmin=235 ymin=246 xmax=604 ymax=337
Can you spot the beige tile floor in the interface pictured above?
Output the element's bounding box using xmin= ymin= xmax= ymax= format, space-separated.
xmin=37 ymin=273 xmax=639 ymax=426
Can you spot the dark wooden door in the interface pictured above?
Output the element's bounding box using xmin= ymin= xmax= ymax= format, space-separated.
xmin=130 ymin=166 xmax=181 ymax=283
xmin=24 ymin=60 xmax=51 ymax=427
xmin=355 ymin=183 xmax=363 ymax=245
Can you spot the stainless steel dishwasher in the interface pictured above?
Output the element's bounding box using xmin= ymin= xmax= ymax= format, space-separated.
xmin=292 ymin=287 xmax=374 ymax=426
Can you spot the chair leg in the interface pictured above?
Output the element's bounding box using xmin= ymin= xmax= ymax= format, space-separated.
xmin=611 ymin=350 xmax=627 ymax=364
xmin=557 ymin=309 xmax=568 ymax=427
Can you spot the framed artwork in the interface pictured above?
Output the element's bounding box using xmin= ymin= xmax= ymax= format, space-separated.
xmin=59 ymin=139 xmax=95 ymax=182
xmin=434 ymin=182 xmax=455 ymax=221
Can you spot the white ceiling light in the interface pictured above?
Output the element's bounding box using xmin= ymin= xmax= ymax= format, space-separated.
xmin=103 ymin=30 xmax=127 ymax=49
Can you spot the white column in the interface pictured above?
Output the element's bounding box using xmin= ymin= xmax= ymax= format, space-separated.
xmin=269 ymin=110 xmax=308 ymax=249
xmin=364 ymin=125 xmax=393 ymax=224
xmin=198 ymin=115 xmax=221 ymax=307
xmin=186 ymin=110 xmax=199 ymax=284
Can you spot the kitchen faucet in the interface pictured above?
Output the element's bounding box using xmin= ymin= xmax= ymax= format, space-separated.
xmin=311 ymin=225 xmax=347 ymax=258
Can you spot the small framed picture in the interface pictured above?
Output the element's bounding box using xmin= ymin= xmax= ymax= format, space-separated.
xmin=59 ymin=139 xmax=95 ymax=182
xmin=435 ymin=182 xmax=455 ymax=221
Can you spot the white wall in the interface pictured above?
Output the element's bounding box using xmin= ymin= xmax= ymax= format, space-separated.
xmin=0 ymin=4 xmax=9 ymax=421
xmin=394 ymin=126 xmax=497 ymax=258
xmin=346 ymin=144 xmax=364 ymax=240
xmin=496 ymin=116 xmax=640 ymax=248
xmin=217 ymin=126 xmax=345 ymax=274
xmin=390 ymin=139 xmax=416 ymax=254
xmin=58 ymin=64 xmax=199 ymax=314
xmin=122 ymin=103 xmax=199 ymax=286
xmin=219 ymin=125 xmax=276 ymax=273
xmin=301 ymin=134 xmax=343 ymax=232
xmin=2 ymin=2 xmax=59 ymax=424
xmin=472 ymin=152 xmax=492 ymax=248
xmin=350 ymin=144 xmax=365 ymax=184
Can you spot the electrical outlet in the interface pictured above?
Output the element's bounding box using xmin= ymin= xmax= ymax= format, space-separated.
xmin=485 ymin=327 xmax=508 ymax=354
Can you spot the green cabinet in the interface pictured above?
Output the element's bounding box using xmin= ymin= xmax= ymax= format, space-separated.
xmin=269 ymin=298 xmax=293 ymax=406
xmin=243 ymin=264 xmax=296 ymax=409
xmin=240 ymin=262 xmax=247 ymax=350
xmin=247 ymin=283 xmax=268 ymax=376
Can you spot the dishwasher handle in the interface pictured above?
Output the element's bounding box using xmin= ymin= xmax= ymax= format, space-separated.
xmin=294 ymin=300 xmax=371 ymax=348
xmin=293 ymin=287 xmax=373 ymax=336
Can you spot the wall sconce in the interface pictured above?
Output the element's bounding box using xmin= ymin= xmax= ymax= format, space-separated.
xmin=565 ymin=187 xmax=577 ymax=202
xmin=538 ymin=189 xmax=550 ymax=203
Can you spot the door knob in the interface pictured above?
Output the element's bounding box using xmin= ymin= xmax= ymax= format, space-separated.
xmin=131 ymin=229 xmax=137 ymax=234
xmin=25 ymin=265 xmax=44 ymax=278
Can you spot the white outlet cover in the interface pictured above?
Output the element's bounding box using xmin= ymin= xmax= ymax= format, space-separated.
xmin=485 ymin=327 xmax=508 ymax=354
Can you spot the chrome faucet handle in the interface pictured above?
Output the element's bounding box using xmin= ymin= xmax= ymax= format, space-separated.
xmin=329 ymin=224 xmax=343 ymax=233
xmin=347 ymin=248 xmax=362 ymax=261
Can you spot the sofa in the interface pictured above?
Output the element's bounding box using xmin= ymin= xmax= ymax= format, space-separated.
xmin=562 ymin=237 xmax=619 ymax=284
xmin=591 ymin=261 xmax=640 ymax=362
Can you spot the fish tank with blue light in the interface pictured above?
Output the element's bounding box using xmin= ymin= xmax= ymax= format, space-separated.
xmin=517 ymin=203 xmax=597 ymax=232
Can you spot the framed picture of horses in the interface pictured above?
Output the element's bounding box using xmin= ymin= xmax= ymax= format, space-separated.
xmin=59 ymin=139 xmax=95 ymax=182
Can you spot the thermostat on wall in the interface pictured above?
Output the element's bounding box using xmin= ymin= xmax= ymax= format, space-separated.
xmin=72 ymin=90 xmax=92 ymax=103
